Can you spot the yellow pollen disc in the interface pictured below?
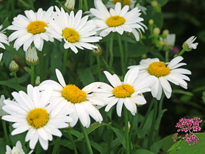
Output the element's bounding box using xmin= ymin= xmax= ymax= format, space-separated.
xmin=113 ymin=0 xmax=131 ymax=5
xmin=62 ymin=28 xmax=80 ymax=43
xmin=61 ymin=84 xmax=86 ymax=103
xmin=106 ymin=16 xmax=125 ymax=27
xmin=27 ymin=108 xmax=49 ymax=129
xmin=148 ymin=62 xmax=170 ymax=77
xmin=113 ymin=84 xmax=134 ymax=98
xmin=27 ymin=21 xmax=48 ymax=35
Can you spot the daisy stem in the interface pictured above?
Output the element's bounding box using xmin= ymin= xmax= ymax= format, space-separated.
xmin=83 ymin=0 xmax=88 ymax=11
xmin=117 ymin=34 xmax=126 ymax=75
xmin=165 ymin=50 xmax=169 ymax=62
xmin=124 ymin=41 xmax=128 ymax=67
xmin=81 ymin=124 xmax=93 ymax=154
xmin=13 ymin=72 xmax=18 ymax=84
xmin=148 ymin=98 xmax=158 ymax=150
xmin=62 ymin=49 xmax=69 ymax=76
xmin=79 ymin=0 xmax=83 ymax=10
xmin=124 ymin=106 xmax=130 ymax=154
xmin=10 ymin=0 xmax=15 ymax=17
xmin=39 ymin=51 xmax=44 ymax=81
xmin=2 ymin=120 xmax=10 ymax=146
xmin=109 ymin=33 xmax=114 ymax=70
xmin=31 ymin=65 xmax=35 ymax=86
xmin=52 ymin=137 xmax=60 ymax=154
xmin=106 ymin=39 xmax=109 ymax=62
xmin=96 ymin=55 xmax=102 ymax=81
xmin=68 ymin=130 xmax=78 ymax=154
xmin=121 ymin=0 xmax=124 ymax=7
xmin=175 ymin=48 xmax=186 ymax=57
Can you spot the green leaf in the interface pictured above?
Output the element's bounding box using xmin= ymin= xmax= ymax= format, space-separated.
xmin=154 ymin=109 xmax=167 ymax=131
xmin=0 ymin=138 xmax=6 ymax=154
xmin=111 ymin=127 xmax=126 ymax=149
xmin=198 ymin=30 xmax=205 ymax=43
xmin=172 ymin=89 xmax=193 ymax=96
xmin=0 ymin=81 xmax=26 ymax=91
xmin=202 ymin=91 xmax=205 ymax=103
xmin=77 ymin=68 xmax=95 ymax=86
xmin=90 ymin=141 xmax=107 ymax=154
xmin=2 ymin=17 xmax=9 ymax=29
xmin=161 ymin=135 xmax=175 ymax=153
xmin=133 ymin=149 xmax=156 ymax=154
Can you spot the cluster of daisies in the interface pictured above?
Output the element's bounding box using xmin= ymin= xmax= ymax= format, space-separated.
xmin=0 ymin=0 xmax=198 ymax=153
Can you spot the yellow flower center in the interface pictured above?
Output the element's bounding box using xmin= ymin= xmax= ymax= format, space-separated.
xmin=113 ymin=0 xmax=131 ymax=6
xmin=62 ymin=27 xmax=80 ymax=43
xmin=106 ymin=16 xmax=126 ymax=27
xmin=61 ymin=84 xmax=86 ymax=103
xmin=113 ymin=84 xmax=134 ymax=98
xmin=148 ymin=62 xmax=170 ymax=77
xmin=27 ymin=21 xmax=48 ymax=35
xmin=27 ymin=108 xmax=49 ymax=129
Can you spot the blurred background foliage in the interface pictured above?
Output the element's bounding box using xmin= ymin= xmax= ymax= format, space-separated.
xmin=0 ymin=0 xmax=205 ymax=153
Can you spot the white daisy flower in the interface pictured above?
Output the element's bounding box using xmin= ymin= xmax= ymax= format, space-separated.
xmin=128 ymin=56 xmax=191 ymax=100
xmin=7 ymin=7 xmax=54 ymax=52
xmin=90 ymin=1 xmax=146 ymax=41
xmin=93 ymin=67 xmax=156 ymax=116
xmin=47 ymin=6 xmax=102 ymax=54
xmin=0 ymin=95 xmax=9 ymax=116
xmin=164 ymin=34 xmax=176 ymax=47
xmin=0 ymin=25 xmax=9 ymax=49
xmin=183 ymin=36 xmax=198 ymax=50
xmin=38 ymin=69 xmax=104 ymax=128
xmin=6 ymin=141 xmax=33 ymax=154
xmin=2 ymin=85 xmax=73 ymax=150
xmin=106 ymin=0 xmax=136 ymax=9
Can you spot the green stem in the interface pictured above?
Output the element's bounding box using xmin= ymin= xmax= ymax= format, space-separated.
xmin=121 ymin=0 xmax=124 ymax=7
xmin=109 ymin=33 xmax=114 ymax=70
xmin=11 ymin=0 xmax=15 ymax=17
xmin=2 ymin=120 xmax=10 ymax=146
xmin=102 ymin=57 xmax=114 ymax=74
xmin=117 ymin=34 xmax=126 ymax=75
xmin=148 ymin=98 xmax=158 ymax=150
xmin=62 ymin=49 xmax=69 ymax=76
xmin=96 ymin=56 xmax=102 ymax=81
xmin=124 ymin=41 xmax=128 ymax=67
xmin=28 ymin=0 xmax=35 ymax=11
xmin=107 ymin=126 xmax=111 ymax=154
xmin=106 ymin=39 xmax=109 ymax=62
xmin=31 ymin=65 xmax=35 ymax=86
xmin=129 ymin=114 xmax=135 ymax=151
xmin=124 ymin=106 xmax=130 ymax=154
xmin=39 ymin=51 xmax=44 ymax=81
xmin=156 ymin=94 xmax=165 ymax=136
xmin=175 ymin=48 xmax=186 ymax=57
xmin=83 ymin=0 xmax=88 ymax=11
xmin=165 ymin=50 xmax=169 ymax=62
xmin=89 ymin=52 xmax=93 ymax=67
xmin=13 ymin=72 xmax=18 ymax=84
xmin=81 ymin=124 xmax=93 ymax=154
xmin=68 ymin=130 xmax=78 ymax=154
xmin=52 ymin=137 xmax=60 ymax=154
xmin=79 ymin=0 xmax=83 ymax=10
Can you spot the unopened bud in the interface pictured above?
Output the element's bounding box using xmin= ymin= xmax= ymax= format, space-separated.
xmin=149 ymin=19 xmax=154 ymax=25
xmin=35 ymin=76 xmax=40 ymax=86
xmin=151 ymin=0 xmax=158 ymax=7
xmin=92 ymin=44 xmax=102 ymax=56
xmin=9 ymin=60 xmax=19 ymax=72
xmin=64 ymin=0 xmax=75 ymax=10
xmin=26 ymin=46 xmax=39 ymax=66
xmin=159 ymin=40 xmax=165 ymax=46
xmin=162 ymin=29 xmax=169 ymax=36
xmin=153 ymin=27 xmax=160 ymax=35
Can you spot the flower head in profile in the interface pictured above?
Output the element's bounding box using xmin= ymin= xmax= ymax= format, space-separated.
xmin=128 ymin=56 xmax=191 ymax=100
xmin=6 ymin=141 xmax=33 ymax=154
xmin=90 ymin=1 xmax=146 ymax=41
xmin=106 ymin=0 xmax=136 ymax=9
xmin=0 ymin=95 xmax=10 ymax=116
xmin=2 ymin=85 xmax=73 ymax=150
xmin=38 ymin=69 xmax=104 ymax=128
xmin=164 ymin=34 xmax=176 ymax=47
xmin=0 ymin=25 xmax=9 ymax=49
xmin=47 ymin=6 xmax=102 ymax=54
xmin=183 ymin=36 xmax=198 ymax=51
xmin=7 ymin=7 xmax=54 ymax=51
xmin=94 ymin=67 xmax=156 ymax=116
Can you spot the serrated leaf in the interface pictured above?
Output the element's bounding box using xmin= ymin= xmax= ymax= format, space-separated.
xmin=77 ymin=68 xmax=95 ymax=86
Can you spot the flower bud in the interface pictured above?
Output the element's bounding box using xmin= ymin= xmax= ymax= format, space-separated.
xmin=9 ymin=60 xmax=19 ymax=72
xmin=153 ymin=27 xmax=160 ymax=35
xmin=64 ymin=0 xmax=75 ymax=10
xmin=92 ymin=44 xmax=102 ymax=56
xmin=162 ymin=29 xmax=169 ymax=36
xmin=151 ymin=0 xmax=158 ymax=7
xmin=149 ymin=19 xmax=154 ymax=25
xmin=26 ymin=46 xmax=39 ymax=66
xmin=35 ymin=76 xmax=40 ymax=86
xmin=159 ymin=40 xmax=165 ymax=46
